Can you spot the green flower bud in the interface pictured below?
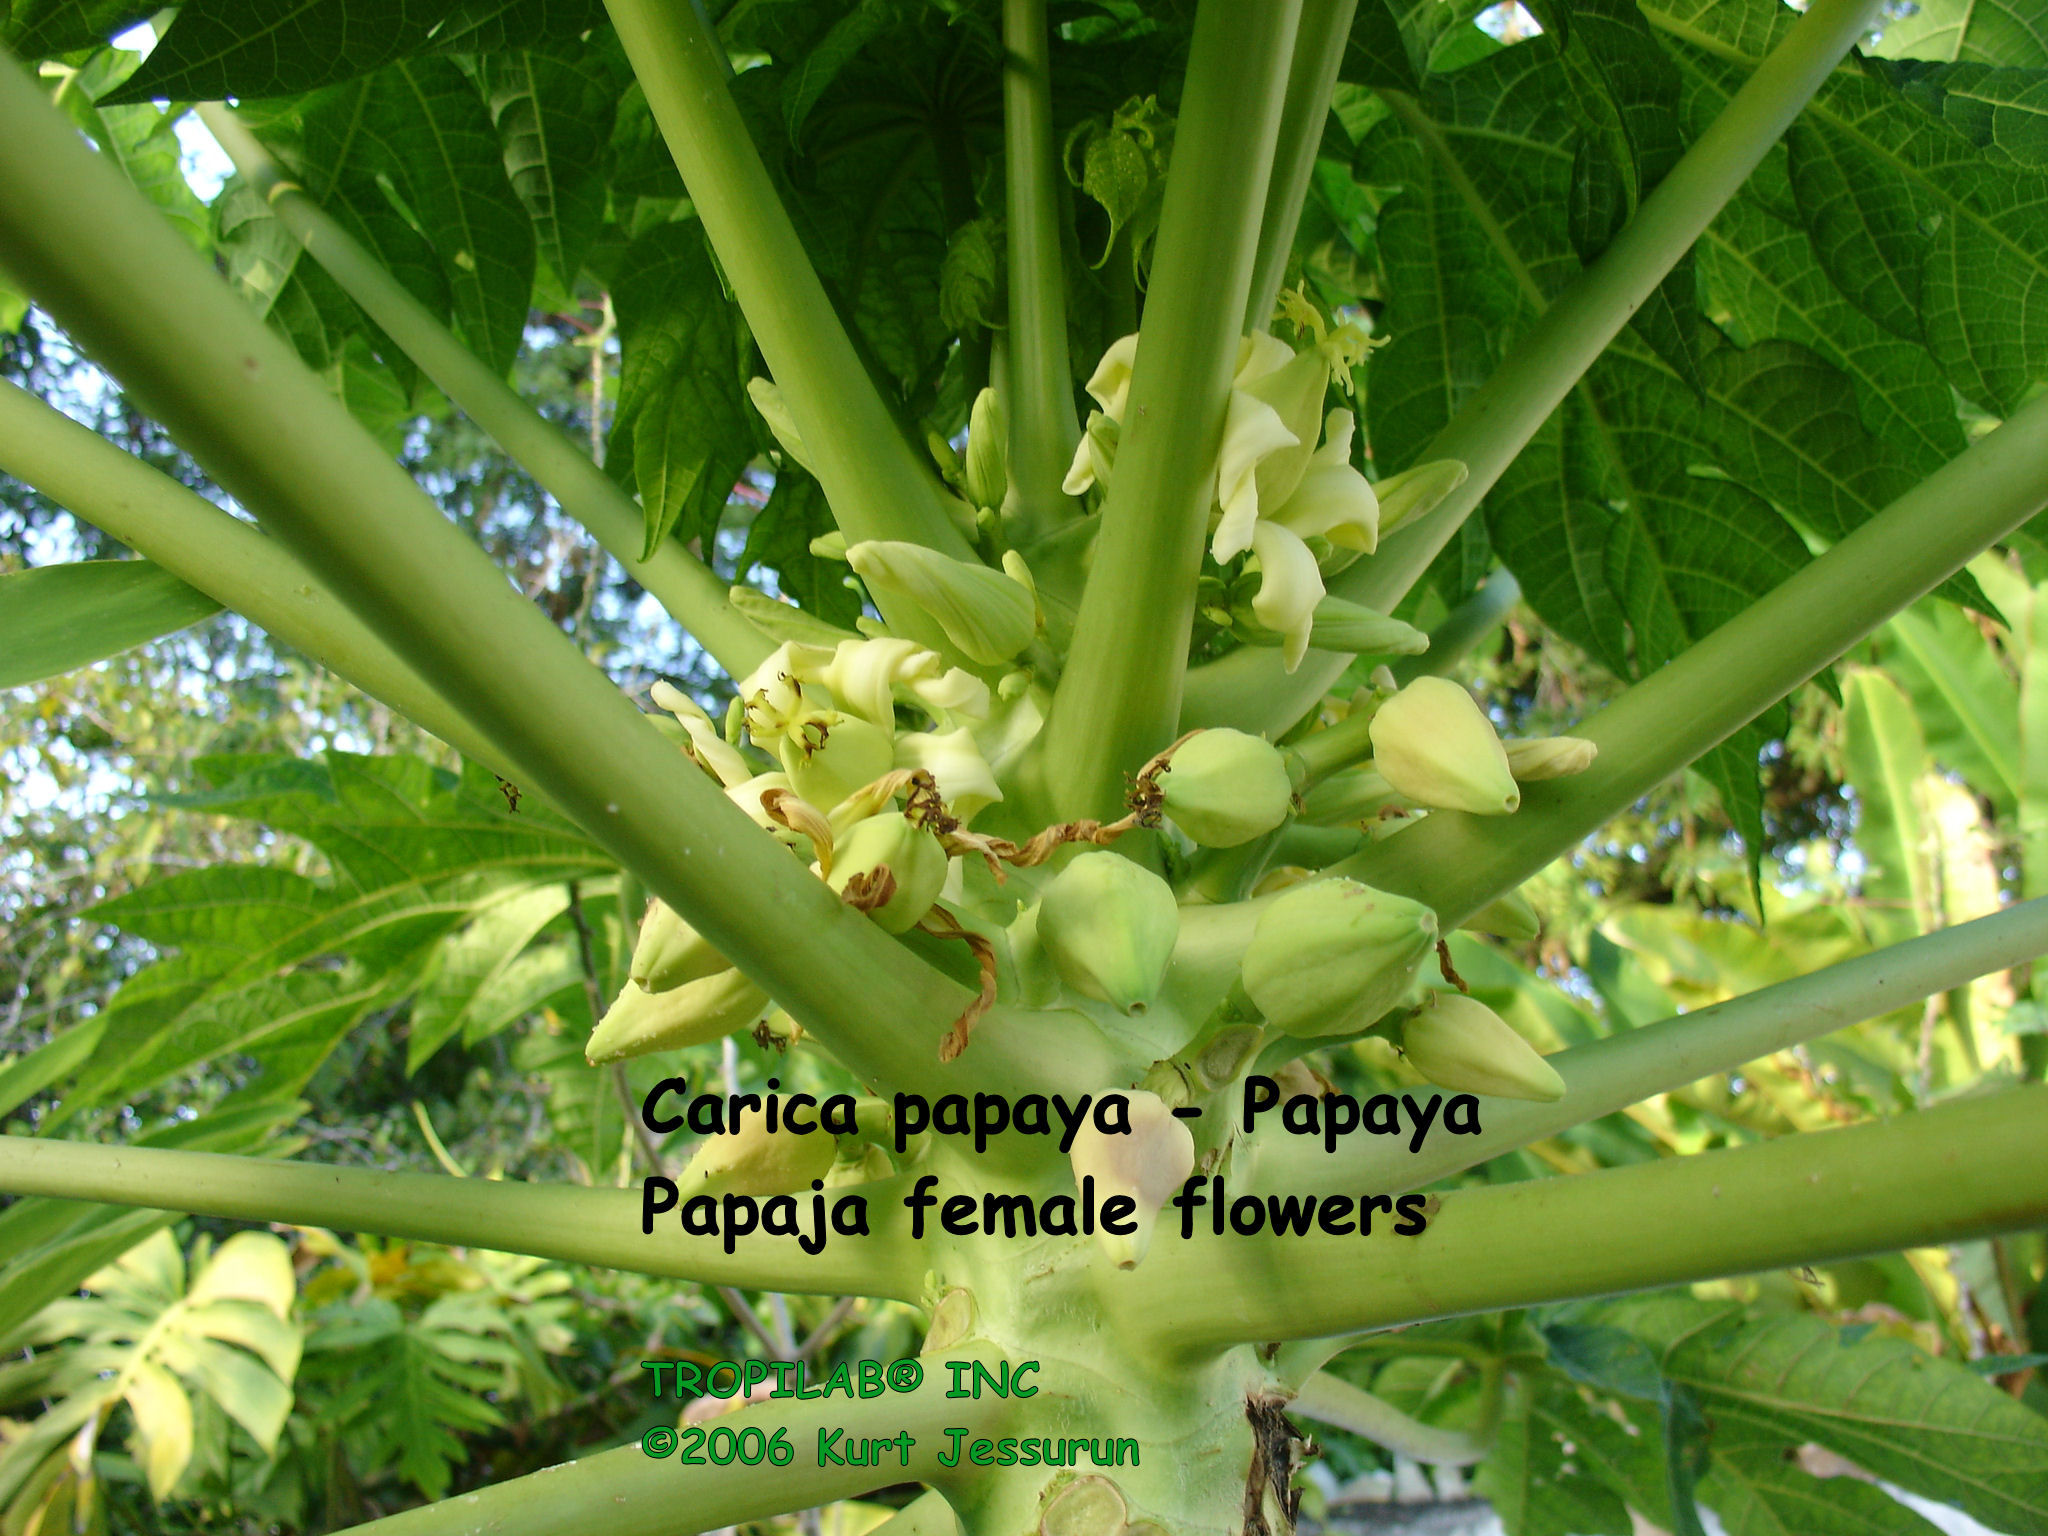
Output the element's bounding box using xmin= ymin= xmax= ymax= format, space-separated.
xmin=1241 ymin=877 xmax=1438 ymax=1038
xmin=1038 ymin=851 xmax=1179 ymax=1015
xmin=845 ymin=540 xmax=1037 ymax=665
xmin=585 ymin=969 xmax=771 ymax=1064
xmin=746 ymin=378 xmax=815 ymax=476
xmin=677 ymin=1114 xmax=838 ymax=1198
xmin=631 ymin=899 xmax=728 ymax=993
xmin=827 ymin=812 xmax=950 ymax=933
xmin=1157 ymin=728 xmax=1293 ymax=847
xmin=964 ymin=386 xmax=1007 ymax=510
xmin=1462 ymin=888 xmax=1541 ymax=942
xmin=1368 ymin=676 xmax=1520 ymax=815
xmin=1504 ymin=736 xmax=1598 ymax=780
xmin=779 ymin=713 xmax=896 ymax=812
xmin=1068 ymin=1090 xmax=1193 ymax=1270
xmin=1373 ymin=458 xmax=1469 ymax=538
xmin=1305 ymin=596 xmax=1428 ymax=656
xmin=1401 ymin=992 xmax=1564 ymax=1102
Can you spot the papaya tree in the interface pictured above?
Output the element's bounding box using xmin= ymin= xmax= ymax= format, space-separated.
xmin=4 ymin=0 xmax=2048 ymax=1531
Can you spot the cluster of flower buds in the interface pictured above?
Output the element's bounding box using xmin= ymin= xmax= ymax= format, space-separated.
xmin=587 ymin=626 xmax=1042 ymax=1065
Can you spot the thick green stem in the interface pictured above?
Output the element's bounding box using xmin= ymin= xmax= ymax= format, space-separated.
xmin=0 ymin=1139 xmax=925 ymax=1299
xmin=1389 ymin=567 xmax=1520 ymax=686
xmin=195 ymin=105 xmax=769 ymax=681
xmin=1141 ymin=1086 xmax=2048 ymax=1349
xmin=1034 ymin=0 xmax=1304 ymax=820
xmin=1000 ymin=0 xmax=1078 ymax=540
xmin=596 ymin=0 xmax=970 ymax=560
xmin=0 ymin=380 xmax=509 ymax=775
xmin=0 ymin=58 xmax=1077 ymax=1103
xmin=335 ymin=1347 xmax=1012 ymax=1536
xmin=1244 ymin=0 xmax=1358 ymax=333
xmin=1290 ymin=1371 xmax=1489 ymax=1466
xmin=869 ymin=1491 xmax=961 ymax=1536
xmin=1248 ymin=898 xmax=2048 ymax=1197
xmin=1331 ymin=387 xmax=2048 ymax=929
xmin=1287 ymin=570 xmax=1521 ymax=782
xmin=1178 ymin=0 xmax=1884 ymax=737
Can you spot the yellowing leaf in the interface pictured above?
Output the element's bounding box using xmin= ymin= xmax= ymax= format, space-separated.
xmin=122 ymin=1363 xmax=191 ymax=1502
xmin=187 ymin=1232 xmax=295 ymax=1320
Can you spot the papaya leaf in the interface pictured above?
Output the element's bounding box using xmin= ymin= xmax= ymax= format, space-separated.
xmin=1665 ymin=1314 xmax=2048 ymax=1535
xmin=606 ymin=222 xmax=752 ymax=558
xmin=1473 ymin=1376 xmax=1634 ymax=1536
xmin=104 ymin=0 xmax=451 ymax=102
xmin=0 ymin=561 xmax=222 ymax=689
xmin=1703 ymin=1423 xmax=1948 ymax=1535
xmin=482 ymin=41 xmax=623 ymax=290
xmin=1871 ymin=0 xmax=2048 ymax=69
xmin=1886 ymin=63 xmax=2048 ymax=169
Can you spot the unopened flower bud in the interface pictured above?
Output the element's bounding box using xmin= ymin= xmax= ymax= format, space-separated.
xmin=1368 ymin=677 xmax=1520 ymax=815
xmin=677 ymin=1114 xmax=838 ymax=1198
xmin=845 ymin=540 xmax=1037 ymax=665
xmin=585 ymin=969 xmax=771 ymax=1063
xmin=964 ymin=387 xmax=1007 ymax=510
xmin=1373 ymin=458 xmax=1469 ymax=538
xmin=1068 ymin=1090 xmax=1193 ymax=1269
xmin=1462 ymin=887 xmax=1541 ymax=942
xmin=1038 ymin=852 xmax=1179 ymax=1015
xmin=1306 ymin=597 xmax=1428 ymax=656
xmin=1401 ymin=992 xmax=1564 ymax=1102
xmin=1157 ymin=729 xmax=1293 ymax=847
xmin=1503 ymin=736 xmax=1597 ymax=781
xmin=632 ymin=900 xmax=728 ymax=993
xmin=746 ymin=378 xmax=815 ymax=476
xmin=827 ymin=812 xmax=950 ymax=933
xmin=1241 ymin=878 xmax=1437 ymax=1038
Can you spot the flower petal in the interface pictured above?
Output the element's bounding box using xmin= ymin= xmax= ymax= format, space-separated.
xmin=1250 ymin=521 xmax=1325 ymax=673
xmin=1085 ymin=333 xmax=1140 ymax=419
xmin=1212 ymin=389 xmax=1299 ymax=562
xmin=1271 ymin=459 xmax=1380 ymax=553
